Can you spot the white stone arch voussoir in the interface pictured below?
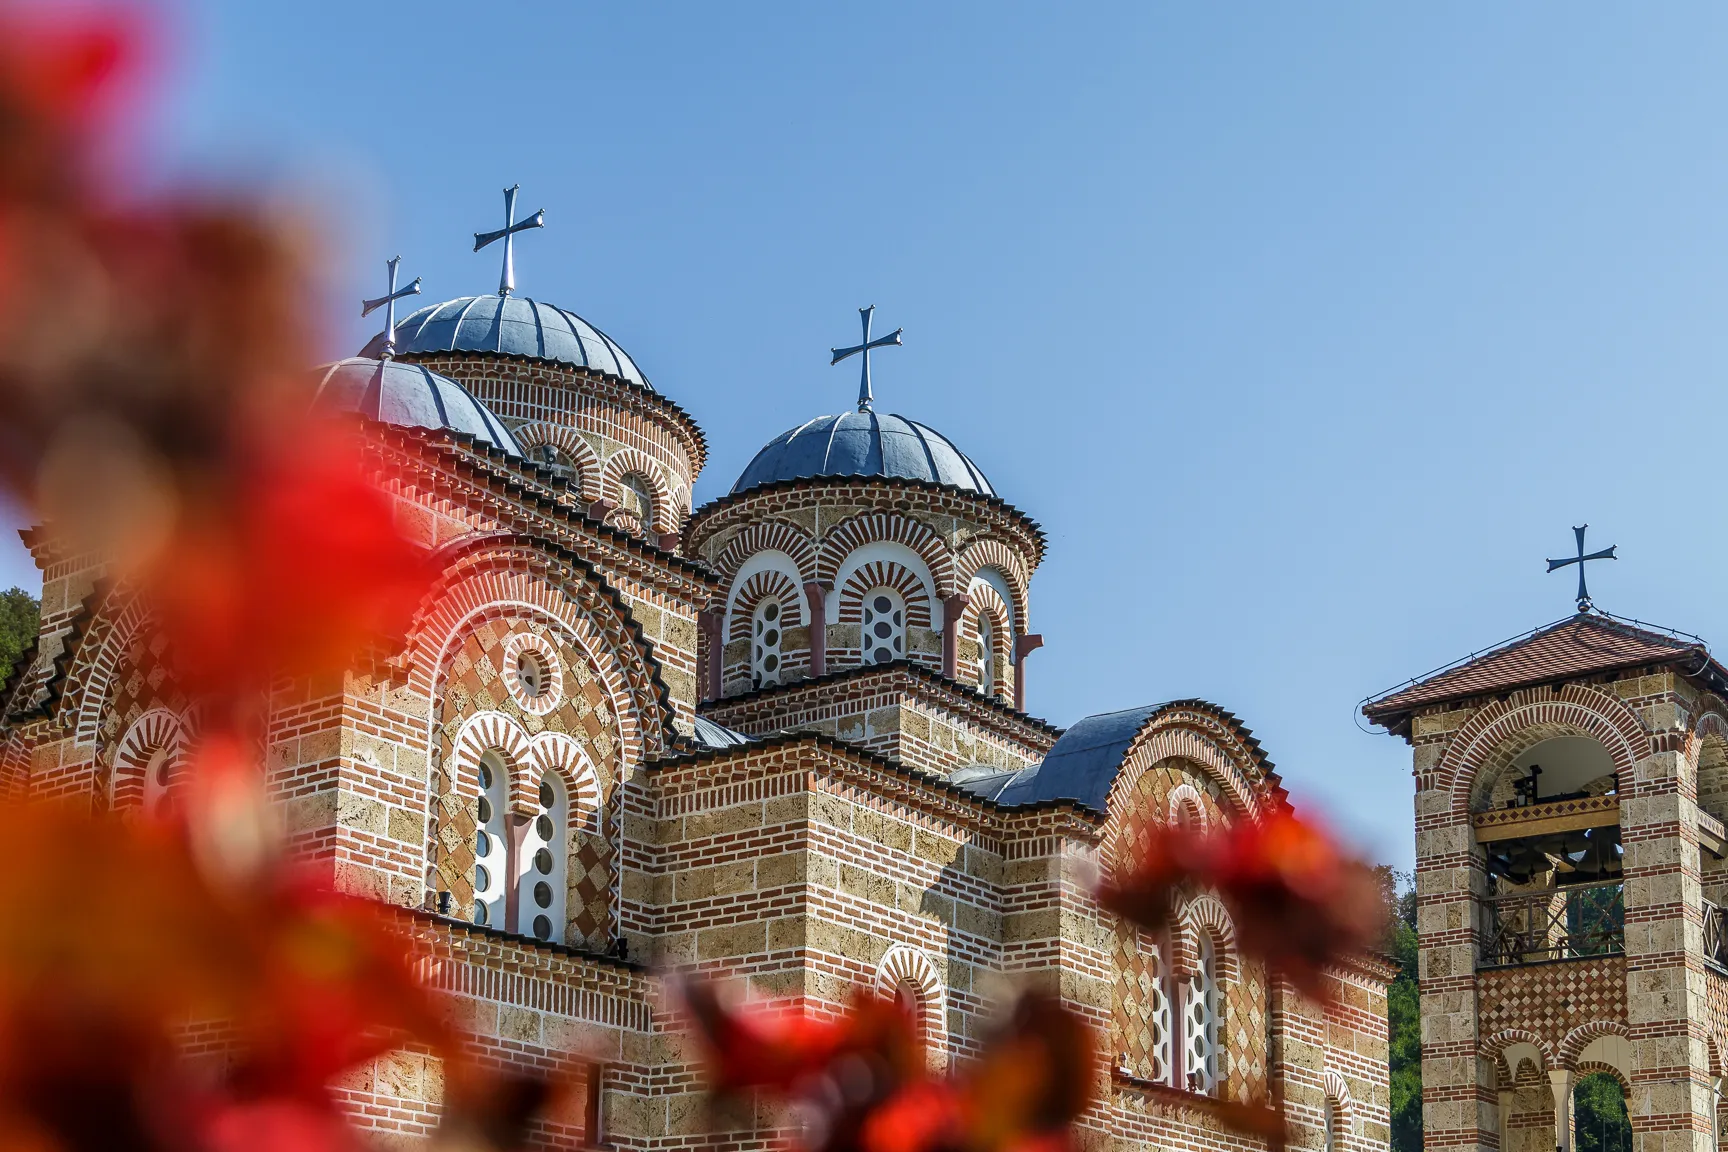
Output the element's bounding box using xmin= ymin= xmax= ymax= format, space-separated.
xmin=876 ymin=943 xmax=948 ymax=1069
xmin=831 ymin=541 xmax=941 ymax=629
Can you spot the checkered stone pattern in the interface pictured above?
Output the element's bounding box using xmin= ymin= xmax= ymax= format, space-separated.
xmin=430 ymin=613 xmax=618 ymax=945
xmin=1113 ymin=921 xmax=1172 ymax=1084
xmin=1477 ymin=954 xmax=1627 ymax=1058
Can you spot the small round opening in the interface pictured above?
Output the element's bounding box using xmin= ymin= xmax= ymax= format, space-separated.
xmin=517 ymin=652 xmax=545 ymax=699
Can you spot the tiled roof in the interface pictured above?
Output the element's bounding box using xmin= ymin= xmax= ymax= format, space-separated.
xmin=1363 ymin=612 xmax=1722 ymax=727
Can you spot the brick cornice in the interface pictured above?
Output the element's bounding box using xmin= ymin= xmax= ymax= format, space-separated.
xmin=699 ymin=659 xmax=1062 ymax=746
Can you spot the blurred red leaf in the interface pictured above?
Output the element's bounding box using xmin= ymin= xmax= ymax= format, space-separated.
xmin=1098 ymin=810 xmax=1384 ymax=1003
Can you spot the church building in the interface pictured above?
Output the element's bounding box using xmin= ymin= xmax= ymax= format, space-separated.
xmin=1365 ymin=545 xmax=1728 ymax=1152
xmin=0 ymin=195 xmax=1393 ymax=1151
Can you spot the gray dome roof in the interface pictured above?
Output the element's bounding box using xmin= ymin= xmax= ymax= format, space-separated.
xmin=731 ymin=411 xmax=994 ymax=497
xmin=311 ymin=357 xmax=523 ymax=456
xmin=359 ymin=295 xmax=651 ymax=390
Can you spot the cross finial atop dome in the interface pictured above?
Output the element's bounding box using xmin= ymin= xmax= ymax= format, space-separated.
xmin=830 ymin=305 xmax=903 ymax=412
xmin=360 ymin=256 xmax=422 ymax=360
xmin=473 ymin=184 xmax=545 ymax=298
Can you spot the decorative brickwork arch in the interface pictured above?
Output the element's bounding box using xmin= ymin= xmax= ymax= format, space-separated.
xmin=1172 ymin=892 xmax=1239 ymax=982
xmin=1558 ymin=1020 xmax=1631 ymax=1072
xmin=402 ymin=533 xmax=672 ymax=760
xmin=818 ymin=513 xmax=956 ymax=597
xmin=528 ymin=731 xmax=601 ymax=832
xmin=1440 ymin=685 xmax=1649 ymax=817
xmin=956 ymin=538 xmax=1029 ymax=625
xmin=111 ymin=707 xmax=183 ymax=812
xmin=601 ymin=448 xmax=673 ymax=533
xmin=876 ymin=944 xmax=948 ymax=1069
xmin=727 ymin=570 xmax=803 ymax=643
xmin=836 ymin=562 xmax=935 ymax=630
xmin=710 ymin=520 xmax=817 ymax=585
xmin=1167 ymin=782 xmax=1210 ymax=829
xmin=1483 ymin=1029 xmax=1554 ymax=1085
xmin=1575 ymin=1061 xmax=1630 ymax=1097
xmin=1692 ymin=711 xmax=1728 ymax=823
xmin=510 ymin=422 xmax=604 ymax=504
xmin=961 ymin=583 xmax=1010 ymax=693
xmin=448 ymin=711 xmax=534 ymax=814
xmin=58 ymin=581 xmax=152 ymax=747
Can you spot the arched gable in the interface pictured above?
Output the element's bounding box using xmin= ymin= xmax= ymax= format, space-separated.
xmin=600 ymin=448 xmax=674 ymax=533
xmin=1439 ymin=685 xmax=1649 ymax=818
xmin=957 ymin=538 xmax=1029 ymax=626
xmin=818 ymin=512 xmax=955 ymax=597
xmin=54 ymin=580 xmax=151 ymax=747
xmin=1102 ymin=705 xmax=1271 ymax=831
xmin=401 ymin=533 xmax=673 ymax=760
xmin=510 ymin=422 xmax=605 ymax=504
xmin=832 ymin=542 xmax=938 ymax=628
xmin=710 ymin=519 xmax=817 ymax=585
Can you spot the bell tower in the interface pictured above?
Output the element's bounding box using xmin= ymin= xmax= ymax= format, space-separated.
xmin=1365 ymin=605 xmax=1728 ymax=1152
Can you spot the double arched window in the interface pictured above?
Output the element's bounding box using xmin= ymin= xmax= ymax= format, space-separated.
xmin=861 ymin=588 xmax=905 ymax=664
xmin=752 ymin=598 xmax=783 ymax=688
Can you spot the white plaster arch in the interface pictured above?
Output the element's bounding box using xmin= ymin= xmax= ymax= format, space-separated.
xmin=968 ymin=566 xmax=1017 ymax=637
xmin=831 ymin=541 xmax=940 ymax=629
xmin=724 ymin=550 xmax=809 ymax=634
xmin=1574 ymin=1033 xmax=1633 ymax=1082
xmin=528 ymin=730 xmax=602 ymax=833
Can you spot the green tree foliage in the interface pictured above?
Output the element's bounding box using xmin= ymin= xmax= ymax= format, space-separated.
xmin=1377 ymin=866 xmax=1422 ymax=1152
xmin=1573 ymin=1072 xmax=1629 ymax=1152
xmin=0 ymin=586 xmax=39 ymax=684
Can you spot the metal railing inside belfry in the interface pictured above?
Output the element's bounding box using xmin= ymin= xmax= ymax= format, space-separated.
xmin=1479 ymin=880 xmax=1624 ymax=967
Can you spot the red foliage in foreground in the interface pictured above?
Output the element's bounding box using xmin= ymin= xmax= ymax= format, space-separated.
xmin=1098 ymin=810 xmax=1384 ymax=1006
xmin=676 ymin=977 xmax=1096 ymax=1152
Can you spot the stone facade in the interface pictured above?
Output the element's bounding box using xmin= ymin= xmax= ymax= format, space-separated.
xmin=0 ymin=331 xmax=1392 ymax=1152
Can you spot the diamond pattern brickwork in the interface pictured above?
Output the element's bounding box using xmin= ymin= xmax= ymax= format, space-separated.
xmin=1477 ymin=954 xmax=1627 ymax=1061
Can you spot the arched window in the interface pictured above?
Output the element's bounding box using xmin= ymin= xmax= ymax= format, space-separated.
xmin=976 ymin=614 xmax=995 ymax=697
xmin=619 ymin=473 xmax=655 ymax=536
xmin=518 ymin=771 xmax=568 ymax=943
xmin=473 ymin=752 xmax=509 ymax=929
xmin=1184 ymin=934 xmax=1220 ymax=1095
xmin=752 ymin=598 xmax=783 ymax=688
xmin=536 ymin=443 xmax=579 ymax=485
xmin=861 ymin=588 xmax=905 ymax=665
xmin=1324 ymin=1098 xmax=1338 ymax=1152
xmin=893 ymin=979 xmax=924 ymax=1046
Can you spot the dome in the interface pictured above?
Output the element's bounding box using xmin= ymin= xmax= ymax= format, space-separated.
xmin=358 ymin=295 xmax=651 ymax=390
xmin=731 ymin=411 xmax=994 ymax=497
xmin=311 ymin=357 xmax=524 ymax=456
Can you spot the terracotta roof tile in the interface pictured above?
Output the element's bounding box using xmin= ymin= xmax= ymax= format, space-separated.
xmin=1363 ymin=613 xmax=1720 ymax=726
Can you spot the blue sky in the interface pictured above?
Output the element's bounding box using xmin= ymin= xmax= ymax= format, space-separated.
xmin=9 ymin=3 xmax=1728 ymax=869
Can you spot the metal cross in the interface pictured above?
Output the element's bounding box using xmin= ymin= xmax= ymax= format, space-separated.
xmin=360 ymin=256 xmax=422 ymax=359
xmin=1546 ymin=524 xmax=1617 ymax=613
xmin=473 ymin=184 xmax=545 ymax=298
xmin=830 ymin=305 xmax=903 ymax=412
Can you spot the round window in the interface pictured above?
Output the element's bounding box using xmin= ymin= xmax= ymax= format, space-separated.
xmin=536 ymin=814 xmax=554 ymax=841
xmin=534 ymin=880 xmax=553 ymax=908
xmin=474 ymin=901 xmax=489 ymax=926
xmin=477 ymin=796 xmax=492 ymax=824
xmin=474 ymin=864 xmax=491 ymax=892
xmin=517 ymin=652 xmax=544 ymax=698
xmin=765 ymin=602 xmax=779 ymax=621
xmin=475 ymin=830 xmax=490 ymax=856
xmin=478 ymin=763 xmax=493 ymax=791
xmin=533 ymin=914 xmax=552 ymax=940
xmin=873 ymin=595 xmax=891 ymax=614
xmin=539 ymin=780 xmax=555 ymax=809
xmin=535 ymin=847 xmax=553 ymax=874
